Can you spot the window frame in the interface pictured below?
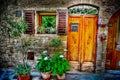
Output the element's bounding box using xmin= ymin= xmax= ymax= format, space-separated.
xmin=37 ymin=12 xmax=56 ymax=35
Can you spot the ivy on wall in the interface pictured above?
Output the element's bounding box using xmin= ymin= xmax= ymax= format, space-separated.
xmin=68 ymin=8 xmax=98 ymax=15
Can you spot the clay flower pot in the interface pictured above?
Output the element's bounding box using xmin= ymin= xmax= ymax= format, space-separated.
xmin=41 ymin=72 xmax=51 ymax=80
xmin=57 ymin=74 xmax=65 ymax=80
xmin=18 ymin=74 xmax=30 ymax=80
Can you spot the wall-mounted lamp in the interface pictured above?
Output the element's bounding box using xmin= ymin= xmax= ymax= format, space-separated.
xmin=16 ymin=10 xmax=22 ymax=17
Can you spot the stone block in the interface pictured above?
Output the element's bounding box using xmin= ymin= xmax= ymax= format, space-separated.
xmin=69 ymin=61 xmax=80 ymax=70
xmin=81 ymin=62 xmax=94 ymax=72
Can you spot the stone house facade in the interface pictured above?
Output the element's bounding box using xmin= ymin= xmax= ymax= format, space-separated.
xmin=0 ymin=0 xmax=120 ymax=73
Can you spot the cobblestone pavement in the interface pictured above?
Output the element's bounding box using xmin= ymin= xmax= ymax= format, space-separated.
xmin=66 ymin=73 xmax=120 ymax=80
xmin=0 ymin=69 xmax=120 ymax=80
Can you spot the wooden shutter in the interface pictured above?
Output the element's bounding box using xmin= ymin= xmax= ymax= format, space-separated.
xmin=57 ymin=9 xmax=67 ymax=35
xmin=24 ymin=10 xmax=35 ymax=34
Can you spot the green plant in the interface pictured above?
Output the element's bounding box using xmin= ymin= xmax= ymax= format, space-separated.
xmin=51 ymin=53 xmax=70 ymax=76
xmin=50 ymin=37 xmax=62 ymax=47
xmin=37 ymin=25 xmax=45 ymax=33
xmin=7 ymin=18 xmax=28 ymax=38
xmin=68 ymin=8 xmax=98 ymax=14
xmin=15 ymin=63 xmax=31 ymax=76
xmin=42 ymin=16 xmax=56 ymax=28
xmin=35 ymin=55 xmax=52 ymax=72
xmin=22 ymin=39 xmax=32 ymax=48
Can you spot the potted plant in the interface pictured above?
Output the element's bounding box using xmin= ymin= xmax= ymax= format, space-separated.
xmin=35 ymin=54 xmax=52 ymax=80
xmin=15 ymin=39 xmax=32 ymax=80
xmin=51 ymin=53 xmax=70 ymax=79
xmin=8 ymin=18 xmax=32 ymax=80
xmin=15 ymin=63 xmax=31 ymax=80
xmin=37 ymin=25 xmax=45 ymax=34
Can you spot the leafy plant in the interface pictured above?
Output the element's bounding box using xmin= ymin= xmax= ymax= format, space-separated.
xmin=50 ymin=37 xmax=62 ymax=47
xmin=22 ymin=40 xmax=32 ymax=48
xmin=7 ymin=18 xmax=28 ymax=37
xmin=35 ymin=55 xmax=52 ymax=72
xmin=37 ymin=25 xmax=45 ymax=34
xmin=42 ymin=16 xmax=56 ymax=34
xmin=68 ymin=8 xmax=98 ymax=15
xmin=15 ymin=63 xmax=31 ymax=76
xmin=51 ymin=53 xmax=70 ymax=76
xmin=42 ymin=16 xmax=56 ymax=28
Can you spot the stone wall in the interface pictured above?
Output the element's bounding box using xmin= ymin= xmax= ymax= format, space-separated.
xmin=1 ymin=34 xmax=67 ymax=68
xmin=0 ymin=0 xmax=120 ymax=73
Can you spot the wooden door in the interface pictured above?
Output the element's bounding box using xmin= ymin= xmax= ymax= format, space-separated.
xmin=68 ymin=15 xmax=82 ymax=61
xmin=67 ymin=15 xmax=97 ymax=69
xmin=106 ymin=10 xmax=120 ymax=70
xmin=81 ymin=15 xmax=97 ymax=63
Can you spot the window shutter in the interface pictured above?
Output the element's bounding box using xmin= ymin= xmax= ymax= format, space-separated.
xmin=39 ymin=15 xmax=42 ymax=25
xmin=24 ymin=10 xmax=35 ymax=34
xmin=57 ymin=9 xmax=67 ymax=35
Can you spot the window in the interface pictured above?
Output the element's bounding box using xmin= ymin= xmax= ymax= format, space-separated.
xmin=71 ymin=23 xmax=78 ymax=32
xmin=68 ymin=5 xmax=98 ymax=15
xmin=37 ymin=12 xmax=56 ymax=34
xmin=23 ymin=10 xmax=67 ymax=35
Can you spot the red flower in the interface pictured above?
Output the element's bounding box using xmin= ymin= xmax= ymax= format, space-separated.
xmin=99 ymin=33 xmax=106 ymax=41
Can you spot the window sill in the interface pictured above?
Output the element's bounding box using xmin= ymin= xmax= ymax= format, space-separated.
xmin=35 ymin=34 xmax=57 ymax=37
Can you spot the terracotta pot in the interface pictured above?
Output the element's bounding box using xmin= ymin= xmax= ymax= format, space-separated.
xmin=18 ymin=74 xmax=30 ymax=80
xmin=57 ymin=74 xmax=65 ymax=80
xmin=41 ymin=72 xmax=51 ymax=80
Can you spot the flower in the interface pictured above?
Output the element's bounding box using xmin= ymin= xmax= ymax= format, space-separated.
xmin=59 ymin=55 xmax=64 ymax=58
xmin=35 ymin=55 xmax=51 ymax=72
xmin=44 ymin=56 xmax=48 ymax=60
xmin=42 ymin=50 xmax=48 ymax=54
xmin=99 ymin=33 xmax=106 ymax=41
xmin=63 ymin=49 xmax=67 ymax=52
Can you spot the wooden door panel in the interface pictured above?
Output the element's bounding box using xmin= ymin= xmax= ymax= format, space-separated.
xmin=106 ymin=50 xmax=113 ymax=69
xmin=115 ymin=50 xmax=120 ymax=69
xmin=68 ymin=33 xmax=79 ymax=60
xmin=81 ymin=16 xmax=97 ymax=63
xmin=68 ymin=15 xmax=82 ymax=61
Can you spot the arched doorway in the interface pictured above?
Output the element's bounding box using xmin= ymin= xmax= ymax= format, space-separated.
xmin=67 ymin=4 xmax=99 ymax=71
xmin=106 ymin=9 xmax=120 ymax=70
